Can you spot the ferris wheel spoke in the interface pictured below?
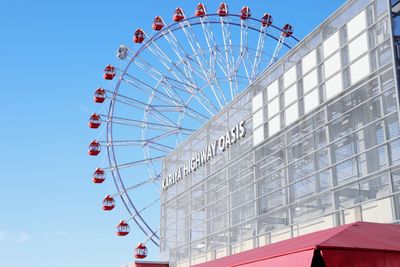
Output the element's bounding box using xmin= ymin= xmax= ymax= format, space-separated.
xmin=109 ymin=91 xmax=179 ymax=127
xmin=104 ymin=115 xmax=194 ymax=134
xmin=179 ymin=21 xmax=227 ymax=109
xmin=163 ymin=76 xmax=219 ymax=117
xmin=238 ymin=19 xmax=252 ymax=83
xmin=135 ymin=43 xmax=218 ymax=116
xmin=126 ymin=197 xmax=161 ymax=221
xmin=149 ymin=130 xmax=181 ymax=144
xmin=105 ymin=156 xmax=165 ymax=170
xmin=115 ymin=175 xmax=161 ymax=195
xmin=122 ymin=74 xmax=184 ymax=107
xmin=162 ymin=29 xmax=199 ymax=86
xmin=220 ymin=17 xmax=239 ymax=99
xmin=148 ymin=110 xmax=182 ymax=130
xmin=199 ymin=17 xmax=231 ymax=81
xmin=106 ymin=140 xmax=173 ymax=153
xmin=268 ymin=33 xmax=287 ymax=67
xmin=133 ymin=57 xmax=187 ymax=105
xmin=153 ymin=104 xmax=209 ymax=124
xmin=148 ymin=142 xmax=174 ymax=154
xmin=145 ymin=40 xmax=199 ymax=87
xmin=251 ymin=26 xmax=268 ymax=80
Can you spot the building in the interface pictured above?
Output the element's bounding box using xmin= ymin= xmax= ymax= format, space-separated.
xmin=160 ymin=0 xmax=400 ymax=266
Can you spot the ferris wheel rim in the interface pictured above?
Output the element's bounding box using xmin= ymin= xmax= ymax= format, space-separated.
xmin=106 ymin=89 xmax=161 ymax=246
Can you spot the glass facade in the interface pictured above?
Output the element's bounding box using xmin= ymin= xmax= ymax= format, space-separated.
xmin=160 ymin=0 xmax=400 ymax=266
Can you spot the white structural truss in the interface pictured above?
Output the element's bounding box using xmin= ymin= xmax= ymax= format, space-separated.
xmin=90 ymin=5 xmax=298 ymax=250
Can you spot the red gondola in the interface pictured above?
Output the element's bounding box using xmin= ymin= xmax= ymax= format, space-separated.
xmin=94 ymin=87 xmax=106 ymax=103
xmin=240 ymin=6 xmax=251 ymax=20
xmin=133 ymin=28 xmax=145 ymax=43
xmin=173 ymin=7 xmax=185 ymax=22
xmin=217 ymin=3 xmax=228 ymax=16
xmin=103 ymin=195 xmax=115 ymax=211
xmin=195 ymin=3 xmax=206 ymax=17
xmin=103 ymin=64 xmax=116 ymax=80
xmin=116 ymin=220 xmax=130 ymax=236
xmin=88 ymin=140 xmax=101 ymax=156
xmin=92 ymin=168 xmax=105 ymax=184
xmin=261 ymin=13 xmax=273 ymax=27
xmin=282 ymin=24 xmax=294 ymax=37
xmin=152 ymin=16 xmax=164 ymax=31
xmin=89 ymin=113 xmax=101 ymax=129
xmin=134 ymin=243 xmax=148 ymax=259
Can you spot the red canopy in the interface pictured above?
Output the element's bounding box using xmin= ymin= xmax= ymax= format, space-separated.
xmin=193 ymin=222 xmax=400 ymax=267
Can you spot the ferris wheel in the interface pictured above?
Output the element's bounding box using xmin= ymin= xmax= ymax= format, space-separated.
xmin=88 ymin=2 xmax=298 ymax=259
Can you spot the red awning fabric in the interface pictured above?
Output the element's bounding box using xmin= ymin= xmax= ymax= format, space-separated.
xmin=192 ymin=222 xmax=400 ymax=267
xmin=240 ymin=249 xmax=315 ymax=267
xmin=321 ymin=249 xmax=400 ymax=267
xmin=132 ymin=262 xmax=169 ymax=267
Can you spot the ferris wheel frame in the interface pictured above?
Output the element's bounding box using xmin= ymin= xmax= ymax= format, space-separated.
xmin=91 ymin=5 xmax=299 ymax=251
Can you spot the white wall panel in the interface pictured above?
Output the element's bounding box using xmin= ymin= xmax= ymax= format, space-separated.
xmin=284 ymin=84 xmax=298 ymax=107
xmin=302 ymin=50 xmax=317 ymax=74
xmin=350 ymin=54 xmax=370 ymax=84
xmin=303 ymin=69 xmax=319 ymax=94
xmin=348 ymin=32 xmax=368 ymax=62
xmin=324 ymin=52 xmax=341 ymax=78
xmin=268 ymin=98 xmax=280 ymax=119
xmin=252 ymin=93 xmax=263 ymax=113
xmin=267 ymin=80 xmax=279 ymax=100
xmin=285 ymin=102 xmax=299 ymax=126
xmin=323 ymin=32 xmax=340 ymax=58
xmin=347 ymin=10 xmax=366 ymax=41
xmin=284 ymin=65 xmax=297 ymax=88
xmin=325 ymin=72 xmax=343 ymax=100
xmin=304 ymin=88 xmax=320 ymax=113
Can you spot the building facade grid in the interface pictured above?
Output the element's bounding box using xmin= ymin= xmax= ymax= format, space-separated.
xmin=160 ymin=0 xmax=400 ymax=266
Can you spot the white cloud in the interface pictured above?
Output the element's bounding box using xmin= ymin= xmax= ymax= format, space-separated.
xmin=0 ymin=230 xmax=32 ymax=244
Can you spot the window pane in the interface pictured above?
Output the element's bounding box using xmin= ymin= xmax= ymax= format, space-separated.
xmin=389 ymin=139 xmax=400 ymax=166
xmin=335 ymin=158 xmax=358 ymax=185
xmin=332 ymin=135 xmax=355 ymax=163
xmin=287 ymin=134 xmax=314 ymax=162
xmin=291 ymin=176 xmax=316 ymax=200
xmin=358 ymin=145 xmax=388 ymax=176
xmin=289 ymin=154 xmax=315 ymax=182
xmin=253 ymin=127 xmax=264 ymax=146
xmin=257 ymin=170 xmax=285 ymax=196
xmin=383 ymin=88 xmax=398 ymax=115
xmin=385 ymin=113 xmax=400 ymax=140
xmin=316 ymin=148 xmax=330 ymax=170
xmin=354 ymin=120 xmax=385 ymax=152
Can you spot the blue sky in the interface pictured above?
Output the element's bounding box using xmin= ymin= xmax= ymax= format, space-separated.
xmin=0 ymin=1 xmax=346 ymax=266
